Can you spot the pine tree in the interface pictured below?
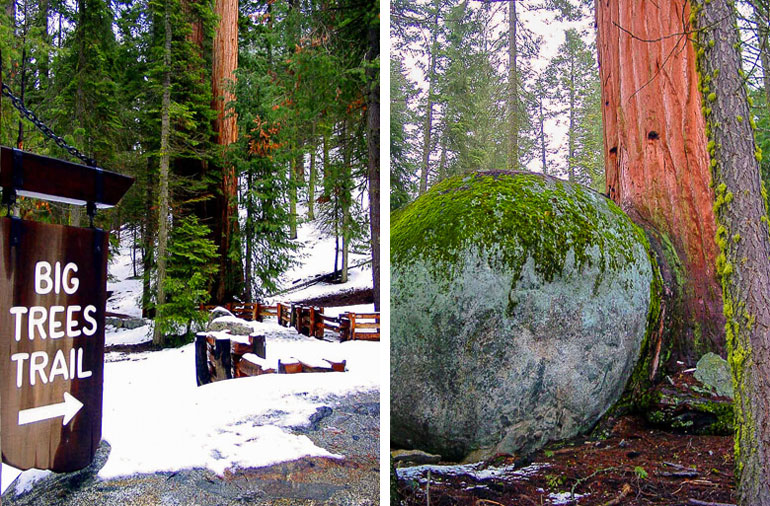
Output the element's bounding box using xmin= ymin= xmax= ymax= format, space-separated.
xmin=390 ymin=55 xmax=417 ymax=210
xmin=548 ymin=29 xmax=600 ymax=184
xmin=155 ymin=215 xmax=218 ymax=340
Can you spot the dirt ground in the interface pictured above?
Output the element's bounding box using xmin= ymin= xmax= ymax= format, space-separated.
xmin=395 ymin=414 xmax=735 ymax=506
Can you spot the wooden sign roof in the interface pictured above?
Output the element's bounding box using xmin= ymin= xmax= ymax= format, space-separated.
xmin=0 ymin=146 xmax=133 ymax=208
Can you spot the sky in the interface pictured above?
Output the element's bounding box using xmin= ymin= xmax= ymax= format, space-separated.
xmin=394 ymin=0 xmax=595 ymax=174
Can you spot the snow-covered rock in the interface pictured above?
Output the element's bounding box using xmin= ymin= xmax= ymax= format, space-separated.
xmin=207 ymin=315 xmax=253 ymax=336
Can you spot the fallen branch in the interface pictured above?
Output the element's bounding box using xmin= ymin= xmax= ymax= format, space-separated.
xmin=570 ymin=467 xmax=617 ymax=502
xmin=688 ymin=500 xmax=736 ymax=506
xmin=602 ymin=483 xmax=632 ymax=506
xmin=661 ymin=470 xmax=700 ymax=478
xmin=475 ymin=500 xmax=505 ymax=506
xmin=685 ymin=479 xmax=718 ymax=487
xmin=664 ymin=461 xmax=697 ymax=472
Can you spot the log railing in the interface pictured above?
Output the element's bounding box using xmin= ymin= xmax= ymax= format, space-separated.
xmin=200 ymin=302 xmax=380 ymax=342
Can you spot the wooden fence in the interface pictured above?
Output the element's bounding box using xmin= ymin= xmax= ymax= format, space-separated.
xmin=195 ymin=332 xmax=269 ymax=385
xmin=199 ymin=301 xmax=379 ymax=342
xmin=196 ymin=331 xmax=347 ymax=385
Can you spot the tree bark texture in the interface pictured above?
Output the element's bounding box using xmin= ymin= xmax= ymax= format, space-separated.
xmin=693 ymin=1 xmax=770 ymax=502
xmin=596 ymin=0 xmax=724 ymax=361
xmin=419 ymin=0 xmax=440 ymax=195
xmin=754 ymin=2 xmax=770 ymax=115
xmin=308 ymin=137 xmax=317 ymax=221
xmin=153 ymin=3 xmax=172 ymax=347
xmin=366 ymin=17 xmax=380 ymax=311
xmin=508 ymin=0 xmax=518 ymax=170
xmin=212 ymin=0 xmax=240 ymax=302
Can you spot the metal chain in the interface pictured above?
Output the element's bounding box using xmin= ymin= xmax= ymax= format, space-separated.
xmin=1 ymin=83 xmax=97 ymax=167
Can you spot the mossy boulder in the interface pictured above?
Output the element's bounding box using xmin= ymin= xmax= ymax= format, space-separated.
xmin=694 ymin=352 xmax=733 ymax=399
xmin=391 ymin=171 xmax=655 ymax=461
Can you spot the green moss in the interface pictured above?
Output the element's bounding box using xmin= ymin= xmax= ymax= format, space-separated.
xmin=614 ymin=232 xmax=666 ymax=413
xmin=692 ymin=400 xmax=734 ymax=434
xmin=391 ymin=171 xmax=646 ymax=287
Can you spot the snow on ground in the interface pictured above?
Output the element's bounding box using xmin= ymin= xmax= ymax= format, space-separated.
xmin=272 ymin=218 xmax=372 ymax=303
xmin=549 ymin=491 xmax=589 ymax=505
xmin=397 ymin=462 xmax=548 ymax=485
xmin=103 ymin=322 xmax=154 ymax=347
xmin=106 ymin=233 xmax=143 ymax=319
xmin=2 ymin=218 xmax=378 ymax=495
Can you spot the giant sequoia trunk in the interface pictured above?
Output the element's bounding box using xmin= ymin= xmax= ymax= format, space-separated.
xmin=211 ymin=0 xmax=242 ymax=302
xmin=596 ymin=0 xmax=724 ymax=364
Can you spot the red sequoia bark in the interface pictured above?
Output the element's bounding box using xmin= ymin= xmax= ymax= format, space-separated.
xmin=596 ymin=0 xmax=724 ymax=360
xmin=212 ymin=0 xmax=241 ymax=302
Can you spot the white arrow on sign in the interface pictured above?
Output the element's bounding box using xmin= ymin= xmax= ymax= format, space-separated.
xmin=18 ymin=392 xmax=84 ymax=426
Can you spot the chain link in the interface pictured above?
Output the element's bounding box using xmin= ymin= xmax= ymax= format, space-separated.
xmin=1 ymin=83 xmax=98 ymax=167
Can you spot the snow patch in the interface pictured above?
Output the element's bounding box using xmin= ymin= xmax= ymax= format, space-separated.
xmin=397 ymin=462 xmax=548 ymax=484
xmin=549 ymin=491 xmax=589 ymax=505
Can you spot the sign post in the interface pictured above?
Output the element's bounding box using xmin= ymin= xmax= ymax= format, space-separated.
xmin=0 ymin=146 xmax=132 ymax=473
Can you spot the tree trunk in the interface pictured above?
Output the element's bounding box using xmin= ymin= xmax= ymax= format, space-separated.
xmin=142 ymin=158 xmax=155 ymax=318
xmin=567 ymin=62 xmax=577 ymax=183
xmin=341 ymin=121 xmax=351 ymax=284
xmin=153 ymin=2 xmax=172 ymax=348
xmin=366 ymin=16 xmax=380 ymax=311
xmin=508 ymin=0 xmax=518 ymax=170
xmin=308 ymin=131 xmax=317 ymax=221
xmin=596 ymin=0 xmax=724 ymax=363
xmin=244 ymin=168 xmax=252 ymax=302
xmin=289 ymin=152 xmax=299 ymax=239
xmin=693 ymin=2 xmax=770 ymax=503
xmin=16 ymin=0 xmax=27 ymax=150
xmin=212 ymin=0 xmax=240 ymax=303
xmin=36 ymin=0 xmax=51 ymax=91
xmin=539 ymin=97 xmax=547 ymax=175
xmin=753 ymin=2 xmax=770 ymax=112
xmin=419 ymin=0 xmax=441 ymax=195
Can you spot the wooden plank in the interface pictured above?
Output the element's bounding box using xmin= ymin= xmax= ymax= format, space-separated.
xmin=230 ymin=339 xmax=254 ymax=356
xmin=351 ymin=322 xmax=380 ymax=329
xmin=349 ymin=313 xmax=380 ymax=319
xmin=323 ymin=359 xmax=347 ymax=372
xmin=0 ymin=218 xmax=108 ymax=472
xmin=353 ymin=332 xmax=380 ymax=341
xmin=278 ymin=360 xmax=303 ymax=374
xmin=0 ymin=146 xmax=134 ymax=207
xmin=340 ymin=317 xmax=351 ymax=341
xmin=208 ymin=337 xmax=232 ymax=382
xmin=235 ymin=359 xmax=274 ymax=377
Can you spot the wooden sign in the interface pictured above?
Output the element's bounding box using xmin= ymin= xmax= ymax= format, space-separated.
xmin=0 ymin=147 xmax=133 ymax=208
xmin=0 ymin=218 xmax=108 ymax=472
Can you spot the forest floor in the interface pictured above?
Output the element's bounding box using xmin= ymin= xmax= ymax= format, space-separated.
xmin=395 ymin=415 xmax=735 ymax=506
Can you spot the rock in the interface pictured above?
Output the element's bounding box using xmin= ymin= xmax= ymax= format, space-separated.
xmin=105 ymin=317 xmax=147 ymax=330
xmin=644 ymin=370 xmax=733 ymax=435
xmin=391 ymin=171 xmax=655 ymax=461
xmin=208 ymin=306 xmax=234 ymax=321
xmin=694 ymin=352 xmax=733 ymax=399
xmin=207 ymin=315 xmax=253 ymax=336
xmin=391 ymin=449 xmax=442 ymax=466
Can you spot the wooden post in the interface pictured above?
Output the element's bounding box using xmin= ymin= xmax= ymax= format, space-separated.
xmin=207 ymin=335 xmax=233 ymax=382
xmin=349 ymin=313 xmax=357 ymax=341
xmin=253 ymin=334 xmax=266 ymax=359
xmin=252 ymin=302 xmax=259 ymax=322
xmin=340 ymin=315 xmax=351 ymax=342
xmin=195 ymin=333 xmax=211 ymax=386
